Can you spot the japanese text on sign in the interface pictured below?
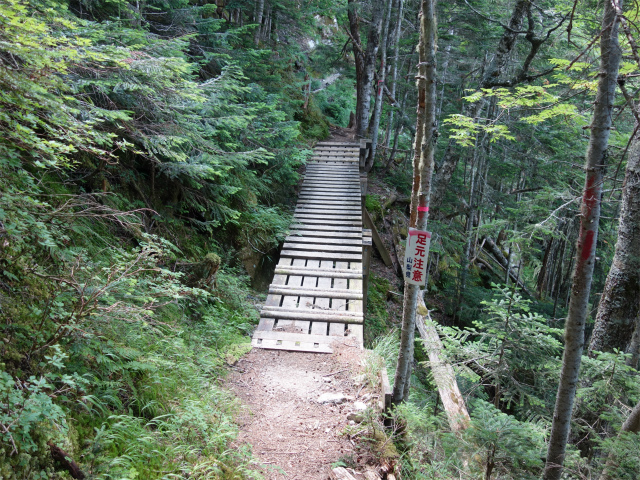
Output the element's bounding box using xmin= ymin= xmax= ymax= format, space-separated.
xmin=403 ymin=228 xmax=431 ymax=286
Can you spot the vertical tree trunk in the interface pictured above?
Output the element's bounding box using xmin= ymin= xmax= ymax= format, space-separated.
xmin=626 ymin=315 xmax=640 ymax=368
xmin=588 ymin=127 xmax=640 ymax=355
xmin=253 ymin=0 xmax=265 ymax=45
xmin=366 ymin=0 xmax=393 ymax=171
xmin=543 ymin=2 xmax=622 ymax=478
xmin=262 ymin=6 xmax=271 ymax=43
xmin=349 ymin=0 xmax=384 ymax=140
xmin=392 ymin=0 xmax=437 ymax=405
xmin=348 ymin=0 xmax=365 ymax=133
xmin=384 ymin=0 xmax=405 ymax=151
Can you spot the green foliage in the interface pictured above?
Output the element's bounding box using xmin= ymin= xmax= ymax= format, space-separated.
xmin=237 ymin=205 xmax=293 ymax=254
xmin=365 ymin=275 xmax=393 ymax=346
xmin=365 ymin=194 xmax=383 ymax=218
xmin=314 ymin=76 xmax=356 ymax=127
xmin=596 ymin=431 xmax=640 ymax=480
xmin=295 ymin=97 xmax=330 ymax=140
xmin=444 ymin=114 xmax=515 ymax=147
xmin=462 ymin=400 xmax=547 ymax=479
xmin=440 ymin=284 xmax=563 ymax=414
xmin=0 ymin=0 xmax=123 ymax=170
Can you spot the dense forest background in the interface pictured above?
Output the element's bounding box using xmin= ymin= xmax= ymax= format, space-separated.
xmin=1 ymin=0 xmax=639 ymax=478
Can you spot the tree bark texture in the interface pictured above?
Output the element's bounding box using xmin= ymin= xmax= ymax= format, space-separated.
xmin=588 ymin=126 xmax=640 ymax=355
xmin=348 ymin=0 xmax=365 ymax=133
xmin=544 ymin=2 xmax=622 ymax=478
xmin=392 ymin=0 xmax=437 ymax=405
xmin=366 ymin=0 xmax=393 ymax=171
xmin=253 ymin=0 xmax=265 ymax=45
xmin=349 ymin=0 xmax=383 ymax=140
xmin=383 ymin=0 xmax=405 ymax=151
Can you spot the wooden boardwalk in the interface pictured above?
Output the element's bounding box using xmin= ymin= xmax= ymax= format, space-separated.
xmin=252 ymin=141 xmax=369 ymax=353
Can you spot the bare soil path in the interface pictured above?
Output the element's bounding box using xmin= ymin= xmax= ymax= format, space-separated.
xmin=227 ymin=345 xmax=372 ymax=479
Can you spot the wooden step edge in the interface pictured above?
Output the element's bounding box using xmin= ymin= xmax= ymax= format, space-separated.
xmin=274 ymin=267 xmax=363 ymax=277
xmin=251 ymin=337 xmax=333 ymax=353
xmin=269 ymin=286 xmax=363 ymax=300
xmin=259 ymin=315 xmax=363 ymax=324
xmin=261 ymin=306 xmax=363 ymax=317
xmin=253 ymin=330 xmax=355 ymax=344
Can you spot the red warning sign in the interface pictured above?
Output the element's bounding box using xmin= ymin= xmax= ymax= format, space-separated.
xmin=403 ymin=228 xmax=431 ymax=286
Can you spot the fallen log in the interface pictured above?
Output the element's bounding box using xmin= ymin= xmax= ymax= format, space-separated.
xmin=416 ymin=299 xmax=471 ymax=432
xmin=48 ymin=441 xmax=85 ymax=479
xmin=481 ymin=236 xmax=533 ymax=296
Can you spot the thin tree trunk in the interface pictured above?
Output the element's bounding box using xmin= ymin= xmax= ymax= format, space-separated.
xmin=588 ymin=125 xmax=640 ymax=355
xmin=626 ymin=315 xmax=640 ymax=369
xmin=384 ymin=0 xmax=405 ymax=151
xmin=348 ymin=0 xmax=365 ymax=134
xmin=543 ymin=2 xmax=622 ymax=478
xmin=358 ymin=2 xmax=384 ymax=139
xmin=392 ymin=0 xmax=437 ymax=405
xmin=253 ymin=0 xmax=265 ymax=45
xmin=366 ymin=0 xmax=393 ymax=171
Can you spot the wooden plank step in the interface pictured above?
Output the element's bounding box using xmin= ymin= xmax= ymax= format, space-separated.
xmin=305 ymin=168 xmax=358 ymax=172
xmin=280 ymin=250 xmax=362 ymax=261
xmin=298 ymin=193 xmax=361 ymax=198
xmin=295 ymin=212 xmax=362 ymax=220
xmin=274 ymin=267 xmax=363 ymax=278
xmin=309 ymin=160 xmax=359 ymax=165
xmin=303 ymin=178 xmax=360 ymax=183
xmin=314 ymin=151 xmax=359 ymax=157
xmin=253 ymin=330 xmax=352 ymax=344
xmin=315 ymin=143 xmax=359 ymax=147
xmin=302 ymin=179 xmax=360 ymax=185
xmin=261 ymin=307 xmax=363 ymax=323
xmin=300 ymin=187 xmax=361 ymax=192
xmin=304 ymin=171 xmax=360 ymax=176
xmin=308 ymin=161 xmax=358 ymax=165
xmin=299 ymin=191 xmax=362 ymax=197
xmin=306 ymin=166 xmax=359 ymax=169
xmin=308 ymin=159 xmax=359 ymax=163
xmin=297 ymin=199 xmax=362 ymax=206
xmin=300 ymin=182 xmax=360 ymax=187
xmin=269 ymin=286 xmax=363 ymax=300
xmin=302 ymin=184 xmax=360 ymax=190
xmin=302 ymin=179 xmax=359 ymax=184
xmin=295 ymin=204 xmax=362 ymax=217
xmin=296 ymin=203 xmax=361 ymax=210
xmin=296 ymin=200 xmax=361 ymax=207
xmin=295 ymin=204 xmax=360 ymax=211
xmin=251 ymin=337 xmax=333 ymax=354
xmin=296 ymin=199 xmax=361 ymax=206
xmin=304 ymin=172 xmax=358 ymax=177
xmin=282 ymin=242 xmax=362 ymax=253
xmin=314 ymin=144 xmax=359 ymax=148
xmin=288 ymin=230 xmax=363 ymax=239
xmin=285 ymin=235 xmax=362 ymax=244
xmin=313 ymin=148 xmax=359 ymax=152
xmin=289 ymin=224 xmax=362 ymax=232
xmin=292 ymin=218 xmax=362 ymax=227
xmin=296 ymin=204 xmax=361 ymax=209
xmin=301 ymin=184 xmax=361 ymax=190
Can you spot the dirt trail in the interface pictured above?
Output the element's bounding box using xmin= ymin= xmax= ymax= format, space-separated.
xmin=227 ymin=345 xmax=372 ymax=479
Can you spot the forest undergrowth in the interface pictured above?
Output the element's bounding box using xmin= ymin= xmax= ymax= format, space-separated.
xmin=3 ymin=0 xmax=640 ymax=479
